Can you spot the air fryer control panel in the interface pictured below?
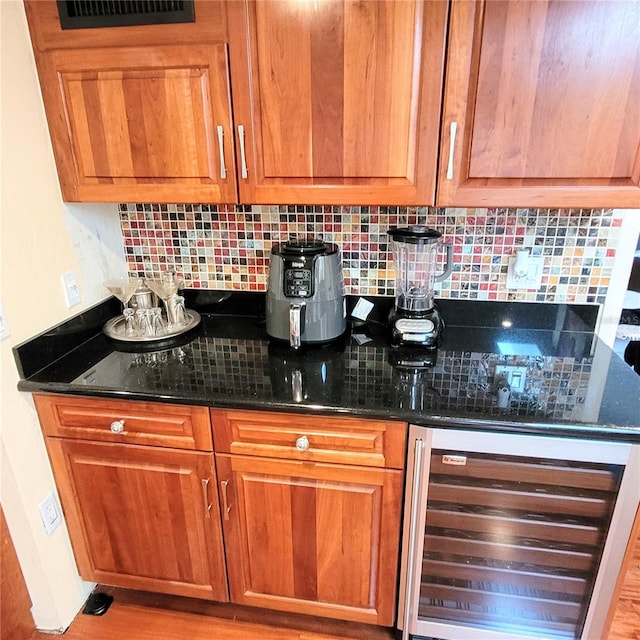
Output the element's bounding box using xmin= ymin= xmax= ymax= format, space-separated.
xmin=285 ymin=266 xmax=313 ymax=297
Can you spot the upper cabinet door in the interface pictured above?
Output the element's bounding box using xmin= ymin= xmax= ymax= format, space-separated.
xmin=41 ymin=44 xmax=237 ymax=203
xmin=438 ymin=0 xmax=640 ymax=208
xmin=227 ymin=0 xmax=448 ymax=206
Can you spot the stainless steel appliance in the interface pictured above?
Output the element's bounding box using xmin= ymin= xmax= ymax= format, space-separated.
xmin=266 ymin=238 xmax=346 ymax=348
xmin=398 ymin=426 xmax=640 ymax=640
xmin=388 ymin=226 xmax=452 ymax=348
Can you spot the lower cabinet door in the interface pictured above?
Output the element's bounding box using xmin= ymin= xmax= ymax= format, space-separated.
xmin=47 ymin=439 xmax=228 ymax=601
xmin=215 ymin=453 xmax=403 ymax=626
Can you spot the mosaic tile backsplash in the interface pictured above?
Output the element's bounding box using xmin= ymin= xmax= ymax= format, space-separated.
xmin=120 ymin=205 xmax=621 ymax=305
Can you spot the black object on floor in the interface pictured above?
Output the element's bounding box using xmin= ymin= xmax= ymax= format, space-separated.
xmin=624 ymin=340 xmax=640 ymax=375
xmin=82 ymin=591 xmax=113 ymax=616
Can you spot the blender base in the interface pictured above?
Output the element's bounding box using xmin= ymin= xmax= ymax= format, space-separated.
xmin=389 ymin=305 xmax=444 ymax=349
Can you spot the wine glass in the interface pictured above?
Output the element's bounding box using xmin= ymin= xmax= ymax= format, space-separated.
xmin=146 ymin=271 xmax=185 ymax=327
xmin=103 ymin=277 xmax=141 ymax=313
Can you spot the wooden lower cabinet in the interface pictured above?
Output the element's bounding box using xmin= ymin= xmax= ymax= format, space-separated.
xmin=36 ymin=398 xmax=407 ymax=626
xmin=46 ymin=438 xmax=228 ymax=602
xmin=215 ymin=453 xmax=403 ymax=626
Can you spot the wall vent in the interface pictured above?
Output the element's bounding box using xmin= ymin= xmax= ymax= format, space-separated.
xmin=56 ymin=1 xmax=195 ymax=30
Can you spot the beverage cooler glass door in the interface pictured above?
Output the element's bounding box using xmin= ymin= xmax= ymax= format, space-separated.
xmin=398 ymin=426 xmax=640 ymax=640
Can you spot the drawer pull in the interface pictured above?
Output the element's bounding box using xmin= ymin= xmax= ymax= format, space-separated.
xmin=110 ymin=420 xmax=125 ymax=434
xmin=296 ymin=435 xmax=310 ymax=451
xmin=220 ymin=480 xmax=231 ymax=520
xmin=201 ymin=478 xmax=212 ymax=518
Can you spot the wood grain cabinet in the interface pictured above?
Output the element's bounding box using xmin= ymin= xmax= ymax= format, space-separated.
xmin=226 ymin=0 xmax=448 ymax=205
xmin=24 ymin=0 xmax=447 ymax=205
xmin=211 ymin=409 xmax=407 ymax=626
xmin=24 ymin=0 xmax=640 ymax=208
xmin=33 ymin=394 xmax=228 ymax=602
xmin=438 ymin=0 xmax=640 ymax=208
xmin=24 ymin=1 xmax=237 ymax=203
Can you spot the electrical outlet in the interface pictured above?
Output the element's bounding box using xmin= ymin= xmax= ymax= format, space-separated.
xmin=38 ymin=492 xmax=62 ymax=535
xmin=506 ymin=255 xmax=544 ymax=290
xmin=495 ymin=365 xmax=528 ymax=393
xmin=61 ymin=270 xmax=81 ymax=307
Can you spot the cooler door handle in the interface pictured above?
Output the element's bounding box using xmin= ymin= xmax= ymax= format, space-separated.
xmin=402 ymin=437 xmax=424 ymax=640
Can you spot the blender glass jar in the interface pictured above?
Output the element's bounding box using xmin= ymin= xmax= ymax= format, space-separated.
xmin=388 ymin=226 xmax=452 ymax=313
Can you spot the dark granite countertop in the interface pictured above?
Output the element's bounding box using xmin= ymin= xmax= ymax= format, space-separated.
xmin=13 ymin=292 xmax=640 ymax=443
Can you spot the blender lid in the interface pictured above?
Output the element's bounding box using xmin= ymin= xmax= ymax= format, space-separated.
xmin=387 ymin=226 xmax=441 ymax=244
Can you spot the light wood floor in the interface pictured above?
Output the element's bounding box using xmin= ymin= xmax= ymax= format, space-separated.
xmin=2 ymin=516 xmax=638 ymax=640
xmin=37 ymin=603 xmax=380 ymax=640
xmin=28 ymin=548 xmax=640 ymax=640
xmin=607 ymin=522 xmax=640 ymax=640
xmin=28 ymin=586 xmax=396 ymax=640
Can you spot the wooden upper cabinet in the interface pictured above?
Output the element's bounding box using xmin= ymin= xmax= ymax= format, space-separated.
xmin=226 ymin=0 xmax=448 ymax=205
xmin=438 ymin=0 xmax=640 ymax=208
xmin=35 ymin=44 xmax=236 ymax=203
xmin=24 ymin=0 xmax=237 ymax=203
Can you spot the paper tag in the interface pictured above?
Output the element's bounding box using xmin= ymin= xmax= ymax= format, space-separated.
xmin=352 ymin=333 xmax=372 ymax=345
xmin=352 ymin=297 xmax=374 ymax=321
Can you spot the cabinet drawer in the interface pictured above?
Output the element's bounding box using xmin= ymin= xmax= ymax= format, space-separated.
xmin=211 ymin=409 xmax=406 ymax=469
xmin=34 ymin=394 xmax=213 ymax=451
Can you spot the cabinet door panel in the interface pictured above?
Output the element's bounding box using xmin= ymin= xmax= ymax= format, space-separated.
xmin=47 ymin=439 xmax=228 ymax=601
xmin=41 ymin=44 xmax=236 ymax=202
xmin=438 ymin=0 xmax=640 ymax=207
xmin=228 ymin=0 xmax=447 ymax=205
xmin=216 ymin=453 xmax=402 ymax=625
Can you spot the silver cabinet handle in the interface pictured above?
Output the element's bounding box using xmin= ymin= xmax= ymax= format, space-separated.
xmin=446 ymin=121 xmax=458 ymax=180
xmin=295 ymin=435 xmax=310 ymax=451
xmin=110 ymin=419 xmax=125 ymax=434
xmin=237 ymin=124 xmax=248 ymax=179
xmin=220 ymin=479 xmax=231 ymax=520
xmin=216 ymin=125 xmax=227 ymax=180
xmin=201 ymin=478 xmax=212 ymax=518
xmin=402 ymin=437 xmax=424 ymax=640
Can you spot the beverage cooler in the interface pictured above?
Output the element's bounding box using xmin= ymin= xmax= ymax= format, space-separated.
xmin=398 ymin=426 xmax=640 ymax=640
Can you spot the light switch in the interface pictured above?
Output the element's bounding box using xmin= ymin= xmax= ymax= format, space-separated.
xmin=61 ymin=270 xmax=81 ymax=307
xmin=38 ymin=491 xmax=62 ymax=535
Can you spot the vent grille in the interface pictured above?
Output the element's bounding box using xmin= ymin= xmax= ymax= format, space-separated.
xmin=57 ymin=1 xmax=195 ymax=29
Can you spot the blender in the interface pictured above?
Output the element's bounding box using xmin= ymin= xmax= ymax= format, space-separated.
xmin=387 ymin=226 xmax=452 ymax=349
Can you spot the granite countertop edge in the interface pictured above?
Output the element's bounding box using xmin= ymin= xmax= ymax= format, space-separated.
xmin=17 ymin=377 xmax=640 ymax=444
xmin=13 ymin=292 xmax=640 ymax=444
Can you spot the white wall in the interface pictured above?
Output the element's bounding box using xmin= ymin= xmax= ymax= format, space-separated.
xmin=599 ymin=212 xmax=640 ymax=347
xmin=0 ymin=1 xmax=125 ymax=630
